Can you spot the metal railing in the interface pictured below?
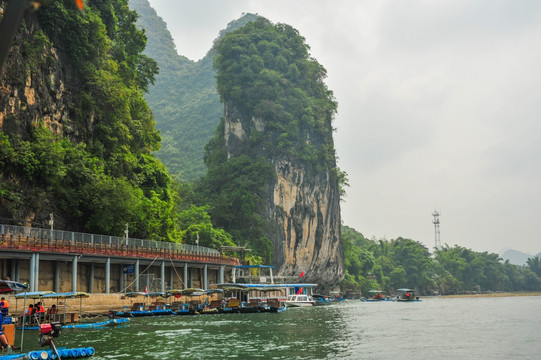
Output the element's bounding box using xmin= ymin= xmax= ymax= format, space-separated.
xmin=0 ymin=224 xmax=220 ymax=256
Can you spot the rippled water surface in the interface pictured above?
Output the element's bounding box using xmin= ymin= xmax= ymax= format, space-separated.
xmin=16 ymin=296 xmax=541 ymax=359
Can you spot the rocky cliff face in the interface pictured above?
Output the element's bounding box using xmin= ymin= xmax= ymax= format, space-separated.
xmin=0 ymin=5 xmax=75 ymax=139
xmin=0 ymin=4 xmax=78 ymax=225
xmin=223 ymin=102 xmax=344 ymax=290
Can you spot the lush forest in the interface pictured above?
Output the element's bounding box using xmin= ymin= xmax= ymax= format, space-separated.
xmin=0 ymin=0 xmax=226 ymax=245
xmin=342 ymin=226 xmax=541 ymax=295
xmin=130 ymin=0 xmax=258 ymax=181
xmin=181 ymin=17 xmax=344 ymax=264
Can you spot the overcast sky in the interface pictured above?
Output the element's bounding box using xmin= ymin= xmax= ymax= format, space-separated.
xmin=147 ymin=0 xmax=541 ymax=255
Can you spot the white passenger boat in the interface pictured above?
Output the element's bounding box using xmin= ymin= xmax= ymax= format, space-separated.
xmin=284 ymin=294 xmax=315 ymax=307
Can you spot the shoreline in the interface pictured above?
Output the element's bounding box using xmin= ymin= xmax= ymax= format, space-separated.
xmin=434 ymin=292 xmax=541 ymax=298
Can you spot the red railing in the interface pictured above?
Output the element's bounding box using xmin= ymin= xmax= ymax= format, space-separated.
xmin=0 ymin=234 xmax=241 ymax=266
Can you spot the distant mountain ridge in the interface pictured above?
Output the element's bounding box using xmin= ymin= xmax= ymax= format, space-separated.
xmin=500 ymin=249 xmax=540 ymax=266
xmin=129 ymin=0 xmax=258 ymax=180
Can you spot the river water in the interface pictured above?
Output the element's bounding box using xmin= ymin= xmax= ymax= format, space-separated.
xmin=16 ymin=296 xmax=541 ymax=359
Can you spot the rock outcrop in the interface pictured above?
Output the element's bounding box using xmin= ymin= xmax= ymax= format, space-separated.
xmin=0 ymin=5 xmax=75 ymax=138
xmin=223 ymin=102 xmax=344 ymax=290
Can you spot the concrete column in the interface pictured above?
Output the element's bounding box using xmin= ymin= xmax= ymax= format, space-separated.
xmin=145 ymin=271 xmax=150 ymax=292
xmin=189 ymin=268 xmax=193 ymax=288
xmin=35 ymin=253 xmax=40 ymax=292
xmin=29 ymin=255 xmax=35 ymax=292
xmin=10 ymin=260 xmax=16 ymax=282
xmin=219 ymin=265 xmax=225 ymax=284
xmin=169 ymin=266 xmax=174 ymax=290
xmin=89 ymin=263 xmax=95 ymax=294
xmin=105 ymin=257 xmax=111 ymax=294
xmin=161 ymin=261 xmax=165 ymax=293
xmin=54 ymin=261 xmax=60 ymax=293
xmin=135 ymin=259 xmax=140 ymax=292
xmin=15 ymin=259 xmax=20 ymax=282
xmin=72 ymin=255 xmax=78 ymax=292
xmin=204 ymin=264 xmax=208 ymax=290
xmin=119 ymin=263 xmax=124 ymax=293
xmin=183 ymin=263 xmax=188 ymax=289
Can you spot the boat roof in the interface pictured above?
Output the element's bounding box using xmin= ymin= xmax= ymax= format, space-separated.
xmin=235 ymin=265 xmax=275 ymax=269
xmin=397 ymin=288 xmax=414 ymax=292
xmin=0 ymin=280 xmax=28 ymax=293
xmin=15 ymin=291 xmax=55 ymax=299
xmin=41 ymin=292 xmax=90 ymax=299
xmin=368 ymin=290 xmax=384 ymax=293
xmin=124 ymin=292 xmax=147 ymax=297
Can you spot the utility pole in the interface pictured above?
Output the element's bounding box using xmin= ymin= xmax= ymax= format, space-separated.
xmin=432 ymin=210 xmax=441 ymax=250
xmin=48 ymin=213 xmax=54 ymax=240
xmin=125 ymin=223 xmax=129 ymax=245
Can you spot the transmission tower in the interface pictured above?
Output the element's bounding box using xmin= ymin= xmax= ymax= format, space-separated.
xmin=432 ymin=210 xmax=441 ymax=250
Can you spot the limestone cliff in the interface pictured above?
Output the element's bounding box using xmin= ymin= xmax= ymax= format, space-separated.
xmin=0 ymin=4 xmax=75 ymax=139
xmin=222 ymin=101 xmax=344 ymax=290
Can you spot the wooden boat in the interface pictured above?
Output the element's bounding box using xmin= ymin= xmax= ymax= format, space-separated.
xmin=361 ymin=290 xmax=391 ymax=302
xmin=17 ymin=317 xmax=129 ymax=330
xmin=1 ymin=280 xmax=97 ymax=359
xmin=15 ymin=291 xmax=131 ymax=330
xmin=312 ymin=294 xmax=332 ymax=305
xmin=210 ymin=264 xmax=318 ymax=312
xmin=396 ymin=288 xmax=422 ymax=302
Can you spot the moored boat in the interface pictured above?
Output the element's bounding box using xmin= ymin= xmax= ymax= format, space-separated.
xmin=312 ymin=294 xmax=332 ymax=306
xmin=284 ymin=294 xmax=315 ymax=307
xmin=396 ymin=288 xmax=421 ymax=302
xmin=1 ymin=280 xmax=97 ymax=359
xmin=210 ymin=264 xmax=317 ymax=313
xmin=361 ymin=290 xmax=391 ymax=302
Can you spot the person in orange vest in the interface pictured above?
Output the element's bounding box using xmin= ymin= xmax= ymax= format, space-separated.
xmin=0 ymin=297 xmax=8 ymax=316
xmin=37 ymin=302 xmax=45 ymax=313
xmin=25 ymin=304 xmax=33 ymax=315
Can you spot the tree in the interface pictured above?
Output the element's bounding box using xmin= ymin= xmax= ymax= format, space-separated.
xmin=527 ymin=257 xmax=541 ymax=277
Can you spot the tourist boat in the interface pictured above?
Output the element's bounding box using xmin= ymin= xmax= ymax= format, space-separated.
xmin=1 ymin=280 xmax=97 ymax=359
xmin=330 ymin=291 xmax=346 ymax=302
xmin=361 ymin=290 xmax=390 ymax=302
xmin=15 ymin=291 xmax=131 ymax=329
xmin=312 ymin=294 xmax=332 ymax=306
xmin=210 ymin=264 xmax=318 ymax=312
xmin=284 ymin=294 xmax=315 ymax=307
xmin=396 ymin=288 xmax=422 ymax=302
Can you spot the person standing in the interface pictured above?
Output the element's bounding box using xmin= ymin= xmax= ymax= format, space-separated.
xmin=0 ymin=297 xmax=8 ymax=316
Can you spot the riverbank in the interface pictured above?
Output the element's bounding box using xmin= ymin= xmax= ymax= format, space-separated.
xmin=439 ymin=292 xmax=541 ymax=298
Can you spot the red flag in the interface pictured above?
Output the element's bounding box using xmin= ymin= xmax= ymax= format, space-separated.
xmin=296 ymin=287 xmax=304 ymax=294
xmin=145 ymin=286 xmax=148 ymax=294
xmin=300 ymin=271 xmax=305 ymax=278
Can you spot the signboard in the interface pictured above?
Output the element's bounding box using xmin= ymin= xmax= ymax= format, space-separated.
xmin=123 ymin=264 xmax=135 ymax=274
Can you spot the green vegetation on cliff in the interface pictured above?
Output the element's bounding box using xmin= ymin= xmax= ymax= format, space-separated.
xmin=341 ymin=225 xmax=541 ymax=295
xmin=0 ymin=0 xmax=228 ymax=247
xmin=187 ymin=17 xmax=343 ymax=263
xmin=129 ymin=0 xmax=259 ymax=181
xmin=213 ymin=17 xmax=338 ymax=168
